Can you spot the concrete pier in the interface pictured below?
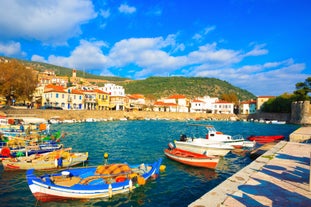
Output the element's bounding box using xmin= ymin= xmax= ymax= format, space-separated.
xmin=290 ymin=126 xmax=311 ymax=142
xmin=189 ymin=141 xmax=311 ymax=207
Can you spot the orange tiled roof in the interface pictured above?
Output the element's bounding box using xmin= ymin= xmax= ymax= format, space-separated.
xmin=215 ymin=100 xmax=233 ymax=104
xmin=93 ymin=89 xmax=109 ymax=94
xmin=192 ymin=99 xmax=204 ymax=103
xmin=167 ymin=94 xmax=186 ymax=99
xmin=257 ymin=96 xmax=275 ymax=98
xmin=154 ymin=101 xmax=178 ymax=106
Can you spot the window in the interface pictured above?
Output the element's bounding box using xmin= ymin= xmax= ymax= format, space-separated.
xmin=56 ymin=93 xmax=59 ymax=98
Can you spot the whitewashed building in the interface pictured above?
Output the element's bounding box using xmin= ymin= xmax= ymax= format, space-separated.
xmin=99 ymin=83 xmax=125 ymax=110
xmin=212 ymin=100 xmax=234 ymax=114
xmin=163 ymin=94 xmax=189 ymax=112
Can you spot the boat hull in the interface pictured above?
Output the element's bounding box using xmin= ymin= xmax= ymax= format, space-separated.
xmin=2 ymin=152 xmax=88 ymax=170
xmin=164 ymin=148 xmax=219 ymax=169
xmin=26 ymin=159 xmax=162 ymax=202
xmin=247 ymin=135 xmax=285 ymax=144
xmin=174 ymin=140 xmax=232 ymax=156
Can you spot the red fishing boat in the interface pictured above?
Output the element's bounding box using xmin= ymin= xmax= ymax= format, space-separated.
xmin=247 ymin=135 xmax=285 ymax=144
xmin=164 ymin=143 xmax=220 ymax=169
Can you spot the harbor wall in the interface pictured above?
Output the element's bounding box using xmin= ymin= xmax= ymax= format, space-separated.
xmin=0 ymin=108 xmax=239 ymax=121
xmin=290 ymin=101 xmax=311 ymax=125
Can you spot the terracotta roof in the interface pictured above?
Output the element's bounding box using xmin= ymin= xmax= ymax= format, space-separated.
xmin=71 ymin=89 xmax=84 ymax=95
xmin=215 ymin=100 xmax=233 ymax=104
xmin=241 ymin=100 xmax=257 ymax=104
xmin=167 ymin=94 xmax=186 ymax=99
xmin=154 ymin=101 xmax=178 ymax=106
xmin=93 ymin=89 xmax=109 ymax=94
xmin=257 ymin=96 xmax=275 ymax=98
xmin=192 ymin=99 xmax=204 ymax=103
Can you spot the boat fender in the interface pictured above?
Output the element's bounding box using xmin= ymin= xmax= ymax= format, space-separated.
xmin=137 ymin=176 xmax=146 ymax=185
xmin=57 ymin=157 xmax=63 ymax=167
xmin=116 ymin=176 xmax=126 ymax=182
xmin=129 ymin=179 xmax=133 ymax=192
xmin=206 ymin=134 xmax=209 ymax=139
xmin=168 ymin=142 xmax=175 ymax=150
xmin=54 ymin=159 xmax=58 ymax=167
xmin=108 ymin=184 xmax=113 ymax=198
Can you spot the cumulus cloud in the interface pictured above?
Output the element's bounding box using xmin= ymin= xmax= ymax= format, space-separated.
xmin=118 ymin=4 xmax=136 ymax=14
xmin=33 ymin=40 xmax=110 ymax=75
xmin=0 ymin=41 xmax=25 ymax=56
xmin=0 ymin=0 xmax=97 ymax=44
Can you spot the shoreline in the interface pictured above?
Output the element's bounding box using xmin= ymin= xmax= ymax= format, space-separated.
xmin=1 ymin=108 xmax=241 ymax=122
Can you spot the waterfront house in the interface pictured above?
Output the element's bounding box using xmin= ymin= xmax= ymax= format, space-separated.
xmin=163 ymin=94 xmax=189 ymax=112
xmin=190 ymin=99 xmax=205 ymax=113
xmin=240 ymin=100 xmax=257 ymax=114
xmin=212 ymin=100 xmax=234 ymax=114
xmin=257 ymin=96 xmax=275 ymax=110
xmin=94 ymin=89 xmax=110 ymax=110
xmin=42 ymin=85 xmax=67 ymax=109
xmin=82 ymin=90 xmax=97 ymax=110
xmin=99 ymin=83 xmax=125 ymax=110
xmin=125 ymin=94 xmax=146 ymax=111
xmin=153 ymin=101 xmax=178 ymax=112
xmin=67 ymin=88 xmax=84 ymax=110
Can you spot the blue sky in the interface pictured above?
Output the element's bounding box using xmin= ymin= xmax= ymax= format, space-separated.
xmin=0 ymin=0 xmax=310 ymax=96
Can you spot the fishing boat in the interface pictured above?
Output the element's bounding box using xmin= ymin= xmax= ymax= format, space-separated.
xmin=174 ymin=139 xmax=233 ymax=156
xmin=247 ymin=135 xmax=285 ymax=144
xmin=173 ymin=124 xmax=255 ymax=156
xmin=26 ymin=158 xmax=162 ymax=202
xmin=0 ymin=141 xmax=63 ymax=158
xmin=2 ymin=148 xmax=88 ymax=170
xmin=164 ymin=143 xmax=219 ymax=169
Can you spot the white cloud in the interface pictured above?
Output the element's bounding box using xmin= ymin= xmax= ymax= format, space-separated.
xmin=100 ymin=9 xmax=110 ymax=18
xmin=118 ymin=4 xmax=136 ymax=14
xmin=31 ymin=55 xmax=46 ymax=63
xmin=34 ymin=40 xmax=110 ymax=73
xmin=0 ymin=41 xmax=25 ymax=56
xmin=187 ymin=43 xmax=242 ymax=64
xmin=244 ymin=44 xmax=268 ymax=57
xmin=0 ymin=0 xmax=97 ymax=44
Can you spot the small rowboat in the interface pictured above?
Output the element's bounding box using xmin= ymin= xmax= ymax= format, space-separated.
xmin=164 ymin=143 xmax=220 ymax=169
xmin=247 ymin=135 xmax=285 ymax=144
xmin=26 ymin=158 xmax=162 ymax=202
xmin=2 ymin=149 xmax=88 ymax=170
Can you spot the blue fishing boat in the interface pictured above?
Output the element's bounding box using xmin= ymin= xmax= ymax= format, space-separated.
xmin=26 ymin=158 xmax=162 ymax=202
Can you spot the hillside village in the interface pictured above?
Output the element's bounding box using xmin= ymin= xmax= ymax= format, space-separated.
xmin=10 ymin=67 xmax=272 ymax=115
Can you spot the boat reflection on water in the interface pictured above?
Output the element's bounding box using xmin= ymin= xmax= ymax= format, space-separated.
xmin=169 ymin=161 xmax=219 ymax=181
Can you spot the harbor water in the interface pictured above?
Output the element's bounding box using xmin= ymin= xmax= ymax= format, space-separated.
xmin=0 ymin=120 xmax=299 ymax=207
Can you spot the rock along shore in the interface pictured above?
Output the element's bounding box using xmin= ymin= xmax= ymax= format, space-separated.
xmin=1 ymin=108 xmax=240 ymax=122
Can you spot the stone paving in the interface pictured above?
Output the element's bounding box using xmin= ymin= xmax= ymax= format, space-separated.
xmin=189 ymin=141 xmax=311 ymax=207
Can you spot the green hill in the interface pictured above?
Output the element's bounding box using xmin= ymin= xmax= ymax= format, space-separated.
xmin=1 ymin=56 xmax=256 ymax=100
xmin=117 ymin=76 xmax=255 ymax=100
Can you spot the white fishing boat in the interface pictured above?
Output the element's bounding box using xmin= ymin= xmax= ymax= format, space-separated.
xmin=174 ymin=124 xmax=255 ymax=156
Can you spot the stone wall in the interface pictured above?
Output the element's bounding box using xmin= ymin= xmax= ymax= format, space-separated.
xmin=246 ymin=112 xmax=291 ymax=122
xmin=1 ymin=109 xmax=239 ymax=121
xmin=290 ymin=101 xmax=311 ymax=125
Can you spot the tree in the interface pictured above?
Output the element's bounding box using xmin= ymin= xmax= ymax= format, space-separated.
xmin=294 ymin=77 xmax=311 ymax=101
xmin=0 ymin=60 xmax=38 ymax=105
xmin=220 ymin=93 xmax=239 ymax=104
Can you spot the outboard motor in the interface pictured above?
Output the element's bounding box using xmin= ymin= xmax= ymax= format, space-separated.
xmin=168 ymin=142 xmax=175 ymax=150
xmin=180 ymin=134 xmax=187 ymax=141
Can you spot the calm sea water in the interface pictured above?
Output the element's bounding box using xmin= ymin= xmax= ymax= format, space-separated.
xmin=0 ymin=120 xmax=299 ymax=207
